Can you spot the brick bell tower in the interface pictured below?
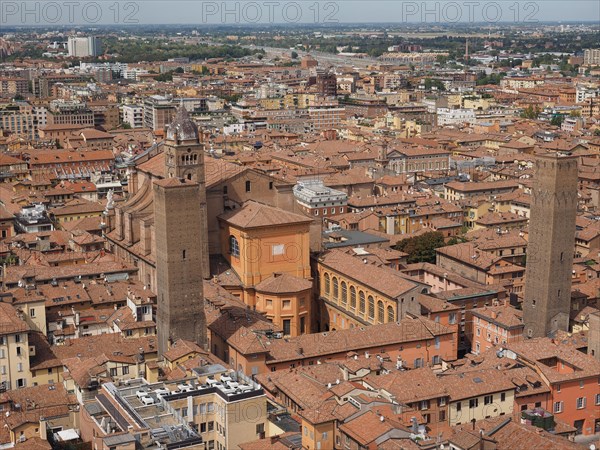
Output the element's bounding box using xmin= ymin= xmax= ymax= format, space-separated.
xmin=523 ymin=153 xmax=578 ymax=339
xmin=154 ymin=106 xmax=209 ymax=355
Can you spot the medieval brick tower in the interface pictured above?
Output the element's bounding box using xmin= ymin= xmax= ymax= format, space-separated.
xmin=523 ymin=153 xmax=578 ymax=338
xmin=154 ymin=106 xmax=209 ymax=355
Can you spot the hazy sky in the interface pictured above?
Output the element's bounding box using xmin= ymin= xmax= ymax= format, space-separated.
xmin=1 ymin=1 xmax=599 ymax=26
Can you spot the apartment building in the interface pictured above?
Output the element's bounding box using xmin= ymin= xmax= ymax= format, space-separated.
xmin=467 ymin=303 xmax=524 ymax=355
xmin=81 ymin=371 xmax=269 ymax=450
xmin=444 ymin=180 xmax=520 ymax=201
xmin=444 ymin=369 xmax=516 ymax=426
xmin=504 ymin=339 xmax=600 ymax=435
xmin=143 ymin=95 xmax=175 ymax=131
xmin=293 ymin=180 xmax=348 ymax=218
xmin=122 ymin=104 xmax=144 ymax=128
xmin=307 ymin=105 xmax=345 ymax=131
xmin=435 ymin=242 xmax=525 ymax=285
xmin=386 ymin=146 xmax=450 ymax=174
xmin=0 ymin=103 xmax=36 ymax=139
xmin=0 ymin=303 xmax=31 ymax=391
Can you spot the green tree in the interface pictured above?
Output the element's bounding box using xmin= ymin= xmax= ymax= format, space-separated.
xmin=291 ymin=51 xmax=298 ymax=59
xmin=153 ymin=71 xmax=174 ymax=81
xmin=550 ymin=114 xmax=563 ymax=126
xmin=520 ymin=105 xmax=540 ymax=119
xmin=393 ymin=231 xmax=447 ymax=264
xmin=424 ymin=78 xmax=446 ymax=91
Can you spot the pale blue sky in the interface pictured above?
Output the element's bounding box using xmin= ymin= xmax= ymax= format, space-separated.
xmin=1 ymin=1 xmax=599 ymax=26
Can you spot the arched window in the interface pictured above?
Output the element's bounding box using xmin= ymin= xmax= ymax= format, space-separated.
xmin=359 ymin=291 xmax=365 ymax=314
xmin=341 ymin=281 xmax=347 ymax=306
xmin=350 ymin=286 xmax=356 ymax=309
xmin=368 ymin=296 xmax=375 ymax=320
xmin=332 ymin=277 xmax=339 ymax=301
xmin=229 ymin=236 xmax=240 ymax=257
xmin=324 ymin=273 xmax=330 ymax=296
xmin=387 ymin=305 xmax=395 ymax=323
xmin=377 ymin=301 xmax=384 ymax=323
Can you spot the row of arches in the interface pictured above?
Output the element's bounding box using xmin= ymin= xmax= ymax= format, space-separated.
xmin=323 ymin=272 xmax=395 ymax=324
xmin=182 ymin=153 xmax=198 ymax=164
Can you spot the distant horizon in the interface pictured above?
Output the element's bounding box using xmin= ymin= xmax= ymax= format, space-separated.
xmin=1 ymin=1 xmax=599 ymax=27
xmin=4 ymin=20 xmax=600 ymax=29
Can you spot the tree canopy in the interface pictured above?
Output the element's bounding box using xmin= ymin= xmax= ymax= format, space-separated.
xmin=393 ymin=231 xmax=447 ymax=264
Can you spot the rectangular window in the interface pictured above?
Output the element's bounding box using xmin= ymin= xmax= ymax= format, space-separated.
xmin=15 ymin=334 xmax=21 ymax=343
xmin=439 ymin=410 xmax=446 ymax=421
xmin=245 ymin=181 xmax=251 ymax=192
xmin=595 ymin=394 xmax=600 ymax=405
xmin=469 ymin=398 xmax=478 ymax=409
xmin=122 ymin=366 xmax=129 ymax=375
xmin=283 ymin=320 xmax=291 ymax=336
xmin=456 ymin=402 xmax=462 ymax=412
xmin=576 ymin=397 xmax=586 ymax=409
xmin=29 ymin=309 xmax=36 ymax=318
xmin=208 ymin=421 xmax=214 ymax=431
xmin=282 ymin=300 xmax=291 ymax=309
xmin=110 ymin=368 xmax=117 ymax=377
xmin=256 ymin=423 xmax=265 ymax=434
xmin=272 ymin=244 xmax=285 ymax=256
xmin=484 ymin=395 xmax=493 ymax=405
xmin=501 ymin=393 xmax=506 ymax=402
xmin=554 ymin=401 xmax=563 ymax=413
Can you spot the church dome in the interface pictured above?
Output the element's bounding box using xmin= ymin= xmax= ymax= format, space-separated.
xmin=166 ymin=105 xmax=199 ymax=142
